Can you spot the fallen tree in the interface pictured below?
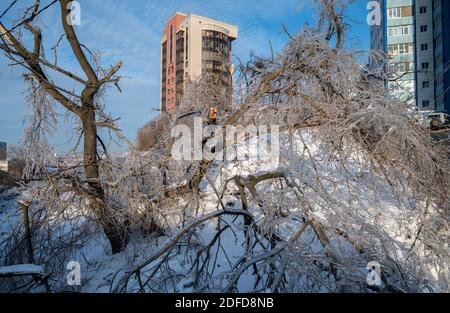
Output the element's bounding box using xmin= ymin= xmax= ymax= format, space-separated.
xmin=0 ymin=0 xmax=448 ymax=293
xmin=120 ymin=1 xmax=449 ymax=292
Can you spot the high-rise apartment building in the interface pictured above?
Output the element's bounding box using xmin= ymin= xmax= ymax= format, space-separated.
xmin=0 ymin=142 xmax=7 ymax=172
xmin=432 ymin=0 xmax=450 ymax=114
xmin=160 ymin=12 xmax=238 ymax=113
xmin=370 ymin=0 xmax=450 ymax=113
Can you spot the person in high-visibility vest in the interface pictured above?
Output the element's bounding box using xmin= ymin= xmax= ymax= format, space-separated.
xmin=209 ymin=106 xmax=217 ymax=124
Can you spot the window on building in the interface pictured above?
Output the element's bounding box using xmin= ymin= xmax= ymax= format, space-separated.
xmin=401 ymin=6 xmax=413 ymax=17
xmin=434 ymin=33 xmax=443 ymax=51
xmin=169 ymin=26 xmax=173 ymax=63
xmin=201 ymin=30 xmax=232 ymax=86
xmin=388 ymin=43 xmax=414 ymax=56
xmin=422 ymin=62 xmax=429 ymax=69
xmin=421 ymin=44 xmax=428 ymax=51
xmin=185 ymin=27 xmax=188 ymax=61
xmin=422 ymin=100 xmax=430 ymax=107
xmin=403 ymin=26 xmax=411 ymax=35
xmin=419 ymin=6 xmax=427 ymax=14
xmin=420 ymin=25 xmax=428 ymax=32
xmin=388 ymin=80 xmax=414 ymax=93
xmin=388 ymin=7 xmax=401 ymax=19
xmin=393 ymin=62 xmax=414 ymax=72
xmin=422 ymin=81 xmax=430 ymax=88
xmin=397 ymin=63 xmax=406 ymax=72
xmin=388 ymin=25 xmax=413 ymax=36
xmin=434 ymin=15 xmax=442 ymax=30
xmin=161 ymin=41 xmax=167 ymax=106
xmin=175 ymin=30 xmax=185 ymax=101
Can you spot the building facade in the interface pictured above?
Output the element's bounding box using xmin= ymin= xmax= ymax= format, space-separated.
xmin=432 ymin=0 xmax=450 ymax=114
xmin=371 ymin=0 xmax=450 ymax=113
xmin=0 ymin=142 xmax=7 ymax=172
xmin=160 ymin=12 xmax=238 ymax=113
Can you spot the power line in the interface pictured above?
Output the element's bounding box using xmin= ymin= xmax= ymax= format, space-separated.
xmin=0 ymin=0 xmax=19 ymax=21
xmin=0 ymin=0 xmax=57 ymax=38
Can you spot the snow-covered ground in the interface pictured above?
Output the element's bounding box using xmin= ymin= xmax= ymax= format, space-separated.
xmin=0 ymin=131 xmax=447 ymax=293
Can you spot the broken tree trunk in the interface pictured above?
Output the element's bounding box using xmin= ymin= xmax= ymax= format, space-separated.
xmin=18 ymin=200 xmax=34 ymax=264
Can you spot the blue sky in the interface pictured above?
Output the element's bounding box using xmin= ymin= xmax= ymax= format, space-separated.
xmin=0 ymin=0 xmax=371 ymax=153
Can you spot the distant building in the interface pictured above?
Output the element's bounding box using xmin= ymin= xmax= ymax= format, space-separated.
xmin=160 ymin=12 xmax=238 ymax=113
xmin=0 ymin=142 xmax=6 ymax=160
xmin=57 ymin=153 xmax=81 ymax=168
xmin=0 ymin=142 xmax=8 ymax=172
xmin=432 ymin=0 xmax=450 ymax=114
xmin=370 ymin=0 xmax=450 ymax=113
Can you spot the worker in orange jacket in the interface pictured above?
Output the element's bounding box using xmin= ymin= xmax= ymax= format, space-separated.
xmin=209 ymin=106 xmax=217 ymax=124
